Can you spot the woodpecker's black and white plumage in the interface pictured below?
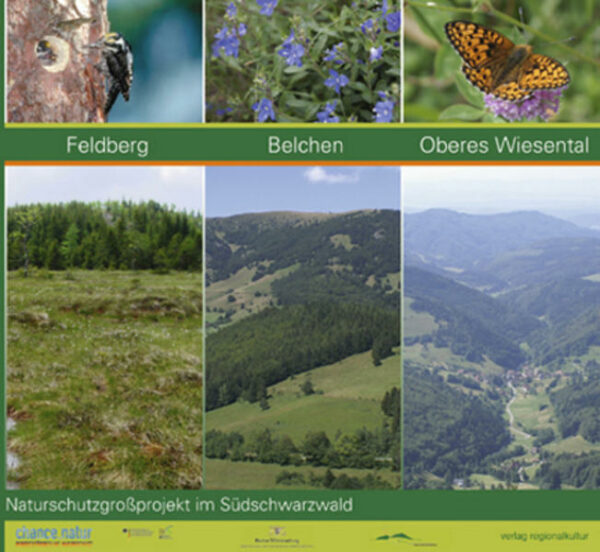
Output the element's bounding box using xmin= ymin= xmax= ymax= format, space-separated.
xmin=99 ymin=32 xmax=133 ymax=116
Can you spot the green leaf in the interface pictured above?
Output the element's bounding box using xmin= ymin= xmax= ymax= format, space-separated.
xmin=439 ymin=104 xmax=485 ymax=121
xmin=435 ymin=46 xmax=459 ymax=81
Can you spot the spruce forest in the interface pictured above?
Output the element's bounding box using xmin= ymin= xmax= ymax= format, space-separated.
xmin=8 ymin=201 xmax=203 ymax=272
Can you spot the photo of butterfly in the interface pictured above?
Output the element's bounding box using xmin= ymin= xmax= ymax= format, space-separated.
xmin=445 ymin=20 xmax=570 ymax=102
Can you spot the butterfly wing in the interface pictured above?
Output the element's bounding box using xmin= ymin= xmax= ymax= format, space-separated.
xmin=445 ymin=20 xmax=514 ymax=69
xmin=492 ymin=82 xmax=532 ymax=101
xmin=518 ymin=53 xmax=570 ymax=91
xmin=461 ymin=64 xmax=494 ymax=94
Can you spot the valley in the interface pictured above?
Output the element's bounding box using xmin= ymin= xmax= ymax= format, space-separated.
xmin=404 ymin=209 xmax=600 ymax=490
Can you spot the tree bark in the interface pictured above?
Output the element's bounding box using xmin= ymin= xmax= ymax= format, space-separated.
xmin=7 ymin=0 xmax=108 ymax=122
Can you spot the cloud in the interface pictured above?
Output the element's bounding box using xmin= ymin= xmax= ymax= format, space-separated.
xmin=304 ymin=166 xmax=359 ymax=184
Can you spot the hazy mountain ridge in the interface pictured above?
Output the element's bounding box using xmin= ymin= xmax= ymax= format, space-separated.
xmin=405 ymin=209 xmax=600 ymax=364
xmin=405 ymin=209 xmax=599 ymax=276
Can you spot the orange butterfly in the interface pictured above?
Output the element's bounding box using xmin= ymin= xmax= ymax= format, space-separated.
xmin=445 ymin=20 xmax=570 ymax=101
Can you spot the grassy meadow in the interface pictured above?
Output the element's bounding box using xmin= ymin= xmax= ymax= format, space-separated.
xmin=206 ymin=459 xmax=401 ymax=491
xmin=7 ymin=269 xmax=203 ymax=489
xmin=208 ymin=349 xmax=400 ymax=443
xmin=205 ymin=264 xmax=299 ymax=331
xmin=206 ymin=350 xmax=400 ymax=490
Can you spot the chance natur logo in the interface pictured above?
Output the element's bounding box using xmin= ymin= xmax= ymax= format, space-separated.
xmin=15 ymin=525 xmax=93 ymax=543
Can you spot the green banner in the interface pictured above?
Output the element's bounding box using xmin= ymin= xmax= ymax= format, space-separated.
xmin=2 ymin=490 xmax=599 ymax=521
xmin=0 ymin=126 xmax=598 ymax=162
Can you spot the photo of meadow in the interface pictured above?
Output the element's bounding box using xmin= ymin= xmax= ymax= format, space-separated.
xmin=6 ymin=166 xmax=204 ymax=489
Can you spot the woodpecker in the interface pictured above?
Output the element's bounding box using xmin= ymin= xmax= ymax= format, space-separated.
xmin=97 ymin=32 xmax=133 ymax=116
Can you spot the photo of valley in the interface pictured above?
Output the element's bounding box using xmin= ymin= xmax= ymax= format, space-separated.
xmin=403 ymin=167 xmax=600 ymax=490
xmin=205 ymin=167 xmax=401 ymax=490
xmin=6 ymin=167 xmax=204 ymax=489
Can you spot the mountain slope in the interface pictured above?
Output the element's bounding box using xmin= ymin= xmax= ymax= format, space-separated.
xmin=405 ymin=209 xmax=598 ymax=274
xmin=207 ymin=209 xmax=400 ymax=284
xmin=405 ymin=266 xmax=536 ymax=369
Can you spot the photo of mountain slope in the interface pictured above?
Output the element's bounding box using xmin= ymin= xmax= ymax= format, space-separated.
xmin=205 ymin=167 xmax=401 ymax=490
xmin=403 ymin=167 xmax=600 ymax=490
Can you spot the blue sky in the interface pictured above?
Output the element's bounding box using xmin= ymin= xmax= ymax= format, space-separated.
xmin=206 ymin=166 xmax=401 ymax=217
xmin=5 ymin=166 xmax=204 ymax=214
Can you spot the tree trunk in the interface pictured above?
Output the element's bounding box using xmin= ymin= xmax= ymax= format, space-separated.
xmin=7 ymin=0 xmax=108 ymax=122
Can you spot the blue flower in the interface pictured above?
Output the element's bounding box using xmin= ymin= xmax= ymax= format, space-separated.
xmin=212 ymin=26 xmax=240 ymax=58
xmin=278 ymin=31 xmax=305 ymax=67
xmin=323 ymin=42 xmax=344 ymax=64
xmin=386 ymin=12 xmax=401 ymax=33
xmin=226 ymin=2 xmax=237 ymax=18
xmin=361 ymin=19 xmax=375 ymax=34
xmin=369 ymin=46 xmax=383 ymax=62
xmin=324 ymin=69 xmax=350 ymax=94
xmin=238 ymin=23 xmax=247 ymax=36
xmin=381 ymin=0 xmax=389 ymax=13
xmin=316 ymin=100 xmax=340 ymax=123
xmin=373 ymin=92 xmax=395 ymax=122
xmin=256 ymin=0 xmax=278 ymax=16
xmin=216 ymin=106 xmax=234 ymax=116
xmin=252 ymin=98 xmax=276 ymax=122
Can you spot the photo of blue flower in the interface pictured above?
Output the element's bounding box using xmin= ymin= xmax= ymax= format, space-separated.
xmin=206 ymin=0 xmax=400 ymax=123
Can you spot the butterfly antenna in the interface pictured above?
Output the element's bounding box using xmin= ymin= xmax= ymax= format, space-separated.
xmin=518 ymin=6 xmax=526 ymax=26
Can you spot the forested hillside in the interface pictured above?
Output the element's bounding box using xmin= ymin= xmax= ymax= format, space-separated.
xmin=405 ymin=267 xmax=535 ymax=370
xmin=8 ymin=201 xmax=203 ymax=272
xmin=206 ymin=302 xmax=399 ymax=410
xmin=207 ymin=209 xmax=399 ymax=283
xmin=404 ymin=363 xmax=510 ymax=487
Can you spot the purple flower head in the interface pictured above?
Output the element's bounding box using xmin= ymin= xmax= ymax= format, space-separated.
xmin=370 ymin=46 xmax=383 ymax=62
xmin=226 ymin=2 xmax=237 ymax=18
xmin=238 ymin=23 xmax=247 ymax=36
xmin=361 ymin=18 xmax=375 ymax=35
xmin=278 ymin=31 xmax=305 ymax=67
xmin=386 ymin=12 xmax=401 ymax=33
xmin=256 ymin=0 xmax=278 ymax=16
xmin=373 ymin=92 xmax=395 ymax=122
xmin=484 ymin=87 xmax=567 ymax=122
xmin=316 ymin=100 xmax=340 ymax=123
xmin=323 ymin=42 xmax=344 ymax=64
xmin=212 ymin=26 xmax=240 ymax=58
xmin=252 ymin=98 xmax=276 ymax=122
xmin=324 ymin=69 xmax=350 ymax=94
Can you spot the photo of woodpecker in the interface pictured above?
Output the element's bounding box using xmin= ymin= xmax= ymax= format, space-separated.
xmin=6 ymin=0 xmax=203 ymax=123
